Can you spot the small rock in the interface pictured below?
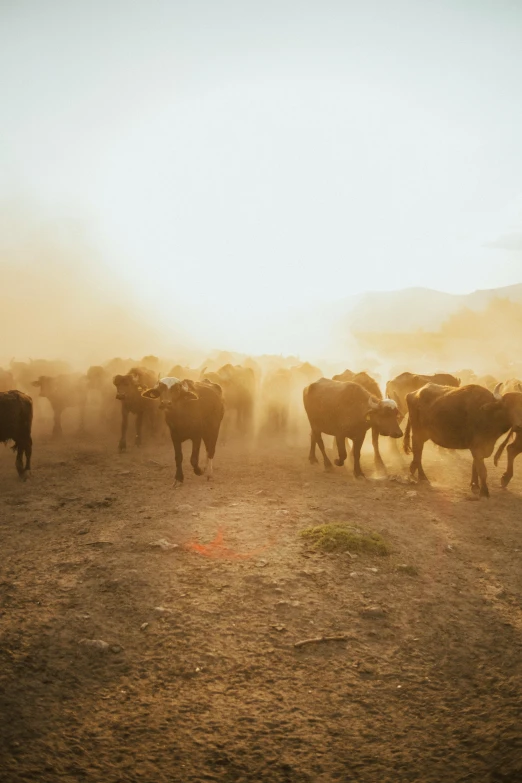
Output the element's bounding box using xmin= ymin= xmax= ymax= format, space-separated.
xmin=406 ymin=490 xmax=417 ymax=498
xmin=255 ymin=489 xmax=267 ymax=495
xmin=154 ymin=606 xmax=173 ymax=615
xmin=149 ymin=539 xmax=179 ymax=551
xmin=350 ymin=572 xmax=359 ymax=578
xmin=110 ymin=645 xmax=123 ymax=654
xmin=366 ymin=567 xmax=379 ymax=573
xmin=271 ymin=624 xmax=286 ymax=632
xmin=256 ymin=559 xmax=268 ymax=568
xmin=140 ymin=622 xmax=149 ymax=631
xmin=79 ymin=639 xmax=110 ymax=652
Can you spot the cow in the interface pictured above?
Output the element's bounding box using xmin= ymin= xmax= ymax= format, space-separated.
xmin=303 ymin=378 xmax=403 ymax=478
xmin=31 ymin=373 xmax=87 ymax=436
xmin=493 ymin=379 xmax=522 ymax=487
xmin=142 ymin=377 xmax=224 ymax=483
xmin=113 ymin=367 xmax=159 ymax=452
xmin=201 ymin=364 xmax=255 ymax=436
xmin=167 ymin=365 xmax=200 ymax=382
xmin=0 ymin=391 xmax=33 ymax=478
xmin=331 ymin=370 xmax=387 ymax=469
xmin=0 ymin=368 xmax=14 ymax=392
xmin=404 ymin=383 xmax=522 ymax=497
xmin=385 ymin=372 xmax=461 ymax=420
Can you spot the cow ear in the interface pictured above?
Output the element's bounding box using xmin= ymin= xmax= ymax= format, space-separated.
xmin=141 ymin=387 xmax=160 ymax=399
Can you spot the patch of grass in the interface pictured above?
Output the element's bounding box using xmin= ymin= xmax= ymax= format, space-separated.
xmin=395 ymin=564 xmax=419 ymax=577
xmin=301 ymin=523 xmax=389 ymax=556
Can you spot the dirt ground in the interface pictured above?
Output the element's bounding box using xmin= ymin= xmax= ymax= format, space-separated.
xmin=1 ymin=426 xmax=522 ymax=783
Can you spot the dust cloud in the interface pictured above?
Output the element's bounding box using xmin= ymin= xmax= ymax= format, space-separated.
xmin=0 ymin=205 xmax=194 ymax=369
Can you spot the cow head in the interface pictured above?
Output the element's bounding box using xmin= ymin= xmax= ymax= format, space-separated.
xmin=142 ymin=378 xmax=198 ymax=409
xmin=31 ymin=375 xmax=56 ymax=398
xmin=113 ymin=373 xmax=144 ymax=401
xmin=367 ymin=397 xmax=403 ymax=438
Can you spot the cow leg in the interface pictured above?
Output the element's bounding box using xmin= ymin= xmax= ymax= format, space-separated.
xmin=190 ymin=437 xmax=203 ymax=476
xmin=501 ymin=434 xmax=522 ymax=488
xmin=23 ymin=436 xmax=32 ymax=474
xmin=203 ymin=429 xmax=219 ymax=480
xmin=471 ymin=453 xmax=489 ymax=498
xmin=470 ymin=462 xmax=480 ymax=494
xmin=314 ymin=431 xmax=333 ymax=470
xmin=334 ymin=435 xmax=348 ymax=467
xmin=171 ymin=433 xmax=184 ymax=483
xmin=308 ymin=432 xmax=319 ymax=464
xmin=410 ymin=434 xmax=429 ymax=481
xmin=52 ymin=409 xmax=63 ymax=438
xmin=135 ymin=411 xmax=144 ymax=447
xmin=372 ymin=426 xmax=385 ymax=472
xmin=118 ymin=408 xmax=129 ymax=452
xmin=15 ymin=444 xmax=25 ymax=478
xmin=352 ymin=435 xmax=365 ymax=478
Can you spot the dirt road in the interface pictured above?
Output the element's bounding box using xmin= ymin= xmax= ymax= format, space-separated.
xmin=1 ymin=433 xmax=521 ymax=782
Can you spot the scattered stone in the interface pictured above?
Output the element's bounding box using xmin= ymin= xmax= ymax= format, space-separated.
xmin=255 ymin=489 xmax=267 ymax=496
xmin=366 ymin=567 xmax=379 ymax=573
xmin=350 ymin=572 xmax=359 ymax=578
xmin=79 ymin=639 xmax=110 ymax=652
xmin=140 ymin=622 xmax=149 ymax=631
xmin=271 ymin=624 xmax=286 ymax=632
xmin=110 ymin=645 xmax=123 ymax=654
xmin=149 ymin=539 xmax=179 ymax=551
xmin=406 ymin=490 xmax=418 ymax=498
xmin=154 ymin=606 xmax=173 ymax=615
xmin=256 ymin=559 xmax=268 ymax=568
xmin=388 ymin=475 xmax=415 ymax=485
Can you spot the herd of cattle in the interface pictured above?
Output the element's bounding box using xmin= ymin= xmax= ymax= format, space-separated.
xmin=1 ymin=358 xmax=522 ymax=497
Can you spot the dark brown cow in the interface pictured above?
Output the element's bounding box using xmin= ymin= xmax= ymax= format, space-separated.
xmin=142 ymin=377 xmax=224 ymax=483
xmin=113 ymin=367 xmax=159 ymax=452
xmin=332 ymin=370 xmax=385 ymax=469
xmin=0 ymin=391 xmax=33 ymax=478
xmin=303 ymin=378 xmax=403 ymax=478
xmin=386 ymin=372 xmax=461 ymax=420
xmin=404 ymin=383 xmax=522 ymax=497
xmin=31 ymin=373 xmax=87 ymax=436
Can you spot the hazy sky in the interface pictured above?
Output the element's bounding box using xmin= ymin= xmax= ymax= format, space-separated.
xmin=2 ymin=0 xmax=522 ymax=353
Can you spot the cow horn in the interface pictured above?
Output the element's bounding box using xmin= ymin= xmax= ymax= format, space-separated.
xmin=181 ymin=380 xmax=190 ymax=391
xmin=368 ymin=396 xmax=380 ymax=410
xmin=493 ymin=382 xmax=503 ymax=400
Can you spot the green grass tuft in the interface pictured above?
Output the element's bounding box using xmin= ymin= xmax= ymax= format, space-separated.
xmin=300 ymin=523 xmax=389 ymax=556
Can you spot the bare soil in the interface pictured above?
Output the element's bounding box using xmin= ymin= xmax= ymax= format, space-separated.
xmin=1 ymin=432 xmax=522 ymax=782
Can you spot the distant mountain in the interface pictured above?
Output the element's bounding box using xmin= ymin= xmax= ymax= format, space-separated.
xmin=334 ymin=283 xmax=522 ymax=334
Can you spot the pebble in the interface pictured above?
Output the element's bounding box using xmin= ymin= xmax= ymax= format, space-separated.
xmin=79 ymin=639 xmax=110 ymax=652
xmin=154 ymin=606 xmax=173 ymax=615
xmin=149 ymin=539 xmax=179 ymax=551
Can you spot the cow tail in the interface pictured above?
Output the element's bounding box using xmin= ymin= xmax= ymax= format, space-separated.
xmin=494 ymin=428 xmax=513 ymax=467
xmin=403 ymin=415 xmax=412 ymax=454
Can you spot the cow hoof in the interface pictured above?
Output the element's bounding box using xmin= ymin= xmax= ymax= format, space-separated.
xmin=480 ymin=487 xmax=490 ymax=498
xmin=501 ymin=474 xmax=511 ymax=489
xmin=324 ymin=461 xmax=333 ymax=471
xmin=334 ymin=458 xmax=344 ymax=467
xmin=118 ymin=444 xmax=126 ymax=453
xmin=193 ymin=467 xmax=203 ymax=476
xmin=309 ymin=457 xmax=319 ymax=465
xmin=471 ymin=483 xmax=480 ymax=495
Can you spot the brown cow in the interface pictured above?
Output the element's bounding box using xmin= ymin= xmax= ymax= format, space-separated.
xmin=493 ymin=379 xmax=522 ymax=487
xmin=113 ymin=367 xmax=160 ymax=452
xmin=142 ymin=377 xmax=224 ymax=483
xmin=332 ymin=370 xmax=385 ymax=469
xmin=303 ymin=378 xmax=403 ymax=478
xmin=404 ymin=383 xmax=522 ymax=497
xmin=31 ymin=373 xmax=87 ymax=436
xmin=0 ymin=390 xmax=33 ymax=478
